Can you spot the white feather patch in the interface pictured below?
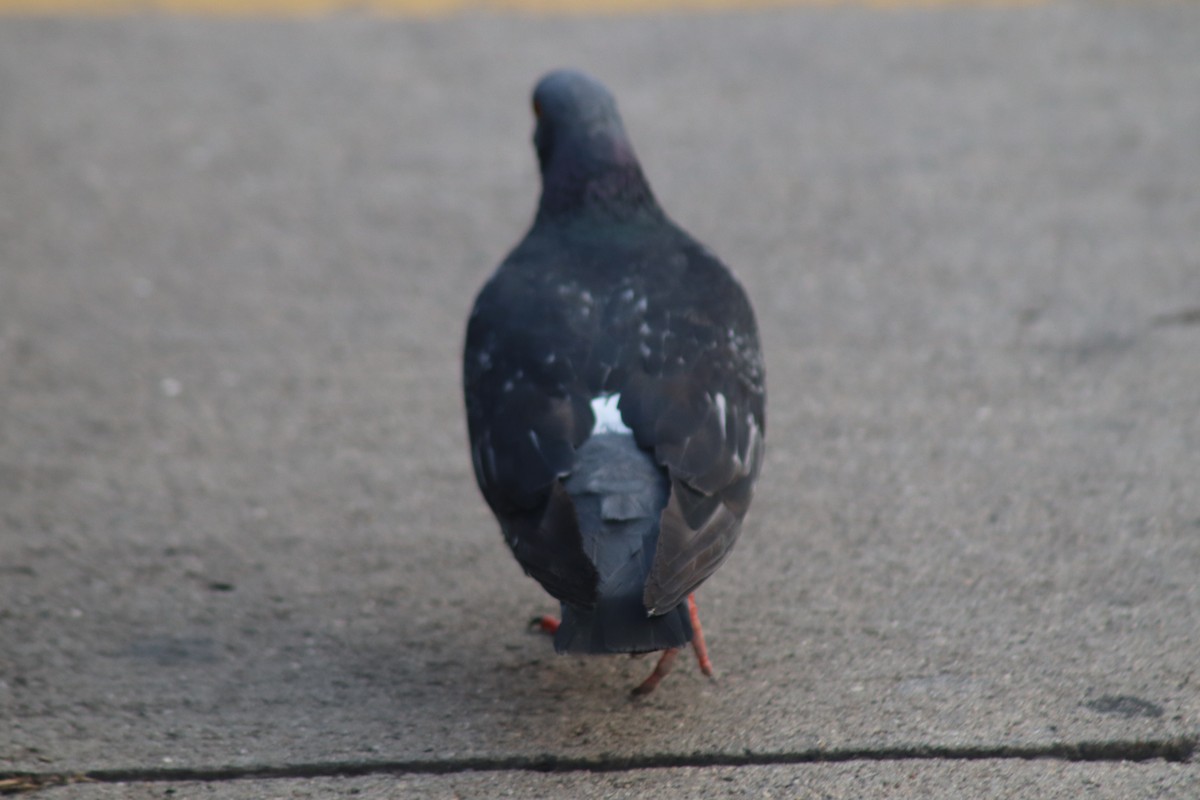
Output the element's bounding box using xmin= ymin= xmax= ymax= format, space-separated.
xmin=590 ymin=394 xmax=632 ymax=435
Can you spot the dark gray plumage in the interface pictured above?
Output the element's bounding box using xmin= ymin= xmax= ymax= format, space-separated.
xmin=463 ymin=69 xmax=765 ymax=682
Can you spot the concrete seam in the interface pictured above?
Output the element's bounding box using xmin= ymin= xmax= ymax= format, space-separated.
xmin=1 ymin=736 xmax=1195 ymax=794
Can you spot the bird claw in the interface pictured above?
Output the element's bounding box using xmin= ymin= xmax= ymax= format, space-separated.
xmin=631 ymin=648 xmax=680 ymax=696
xmin=631 ymin=593 xmax=714 ymax=695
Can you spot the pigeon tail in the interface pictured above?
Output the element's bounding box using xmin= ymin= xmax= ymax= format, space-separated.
xmin=552 ymin=432 xmax=692 ymax=654
xmin=554 ymin=591 xmax=692 ymax=655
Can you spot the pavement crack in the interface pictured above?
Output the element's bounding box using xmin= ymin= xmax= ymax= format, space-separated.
xmin=1 ymin=737 xmax=1194 ymax=793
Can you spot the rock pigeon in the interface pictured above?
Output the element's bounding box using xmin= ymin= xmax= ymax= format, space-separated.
xmin=463 ymin=69 xmax=765 ymax=695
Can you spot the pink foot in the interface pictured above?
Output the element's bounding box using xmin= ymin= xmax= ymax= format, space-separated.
xmin=687 ymin=593 xmax=715 ymax=678
xmin=631 ymin=647 xmax=680 ymax=696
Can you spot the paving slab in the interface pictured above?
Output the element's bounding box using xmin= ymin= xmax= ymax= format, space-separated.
xmin=1 ymin=0 xmax=1198 ymax=794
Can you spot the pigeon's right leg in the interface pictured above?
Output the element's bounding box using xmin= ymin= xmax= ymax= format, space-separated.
xmin=529 ymin=615 xmax=560 ymax=635
xmin=687 ymin=593 xmax=714 ymax=677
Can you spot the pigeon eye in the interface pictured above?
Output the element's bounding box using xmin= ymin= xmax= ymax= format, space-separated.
xmin=532 ymin=98 xmax=543 ymax=119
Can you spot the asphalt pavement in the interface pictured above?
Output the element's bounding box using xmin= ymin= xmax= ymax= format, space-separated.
xmin=1 ymin=1 xmax=1198 ymax=797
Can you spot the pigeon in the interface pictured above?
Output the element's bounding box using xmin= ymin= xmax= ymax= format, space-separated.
xmin=463 ymin=69 xmax=765 ymax=695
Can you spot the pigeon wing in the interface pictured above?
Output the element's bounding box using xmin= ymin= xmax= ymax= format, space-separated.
xmin=463 ymin=269 xmax=601 ymax=609
xmin=616 ymin=246 xmax=766 ymax=615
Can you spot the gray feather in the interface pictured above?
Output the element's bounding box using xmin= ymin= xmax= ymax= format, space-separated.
xmin=552 ymin=433 xmax=692 ymax=654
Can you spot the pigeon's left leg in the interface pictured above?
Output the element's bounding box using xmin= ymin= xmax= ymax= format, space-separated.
xmin=529 ymin=615 xmax=559 ymax=635
xmin=631 ymin=647 xmax=679 ymax=696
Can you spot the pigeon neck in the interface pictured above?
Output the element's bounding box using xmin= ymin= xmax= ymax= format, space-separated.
xmin=536 ymin=146 xmax=664 ymax=224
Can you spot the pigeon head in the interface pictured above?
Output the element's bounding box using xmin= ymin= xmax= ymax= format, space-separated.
xmin=530 ymin=69 xmax=660 ymax=221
